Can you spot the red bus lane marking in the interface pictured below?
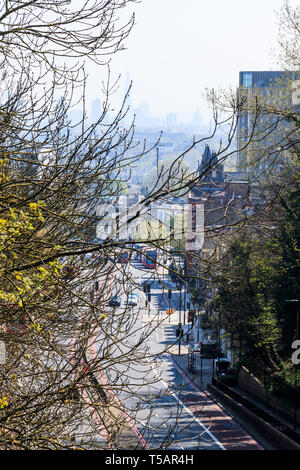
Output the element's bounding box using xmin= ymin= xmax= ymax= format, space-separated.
xmin=81 ymin=385 xmax=115 ymax=449
xmin=169 ymin=355 xmax=264 ymax=450
xmin=90 ymin=327 xmax=150 ymax=449
xmin=71 ymin=263 xmax=148 ymax=449
xmin=70 ymin=263 xmax=117 ymax=448
xmin=71 ymin=265 xmax=115 ymax=365
xmin=69 ymin=330 xmax=114 ymax=448
xmin=71 ymin=323 xmax=115 ymax=448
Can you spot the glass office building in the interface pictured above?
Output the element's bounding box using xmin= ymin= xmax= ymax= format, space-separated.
xmin=237 ymin=71 xmax=294 ymax=174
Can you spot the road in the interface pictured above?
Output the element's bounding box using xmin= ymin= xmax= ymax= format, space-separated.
xmin=89 ymin=258 xmax=226 ymax=450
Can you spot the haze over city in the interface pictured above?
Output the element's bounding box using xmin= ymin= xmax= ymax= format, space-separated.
xmin=83 ymin=0 xmax=299 ymax=129
xmin=1 ymin=0 xmax=299 ymax=456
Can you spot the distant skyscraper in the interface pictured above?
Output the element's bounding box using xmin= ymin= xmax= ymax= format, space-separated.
xmin=134 ymin=101 xmax=151 ymax=126
xmin=166 ymin=112 xmax=177 ymax=129
xmin=193 ymin=107 xmax=202 ymax=125
xmin=237 ymin=71 xmax=292 ymax=173
xmin=91 ymin=98 xmax=102 ymax=123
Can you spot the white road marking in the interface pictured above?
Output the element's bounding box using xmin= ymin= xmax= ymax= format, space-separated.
xmin=136 ymin=269 xmax=225 ymax=450
xmin=170 ymin=391 xmax=226 ymax=450
xmin=151 ymin=367 xmax=226 ymax=450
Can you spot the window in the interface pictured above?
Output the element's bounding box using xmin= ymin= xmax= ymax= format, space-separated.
xmin=192 ymin=205 xmax=197 ymax=231
xmin=243 ymin=72 xmax=252 ymax=88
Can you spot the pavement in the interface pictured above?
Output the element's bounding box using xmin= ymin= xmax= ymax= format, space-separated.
xmin=164 ymin=323 xmax=299 ymax=447
xmin=70 ymin=259 xmax=293 ymax=450
xmin=133 ymin=260 xmax=267 ymax=450
xmin=169 ymin=350 xmax=265 ymax=450
xmin=141 ymin=310 xmax=265 ymax=450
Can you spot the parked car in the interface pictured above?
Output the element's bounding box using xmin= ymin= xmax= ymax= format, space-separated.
xmin=126 ymin=293 xmax=138 ymax=307
xmin=108 ymin=295 xmax=121 ymax=307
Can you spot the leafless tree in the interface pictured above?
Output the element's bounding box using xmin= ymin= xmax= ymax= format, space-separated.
xmin=1 ymin=0 xmax=297 ymax=451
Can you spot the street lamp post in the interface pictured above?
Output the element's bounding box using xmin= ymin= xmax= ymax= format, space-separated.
xmin=183 ymin=261 xmax=187 ymax=326
xmin=178 ymin=282 xmax=182 ymax=356
xmin=177 ymin=269 xmax=185 ymax=355
xmin=168 ymin=289 xmax=172 ymax=323
xmin=183 ymin=280 xmax=186 ymax=326
xmin=179 ymin=283 xmax=182 ymax=324
xmin=285 ymin=299 xmax=299 ymax=432
xmin=193 ymin=301 xmax=200 ymax=343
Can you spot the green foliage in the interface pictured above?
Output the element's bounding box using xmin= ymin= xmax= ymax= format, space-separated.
xmin=214 ymin=181 xmax=299 ymax=361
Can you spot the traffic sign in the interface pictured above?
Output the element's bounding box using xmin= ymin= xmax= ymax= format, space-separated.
xmin=176 ymin=327 xmax=183 ymax=338
xmin=142 ymin=282 xmax=151 ymax=293
xmin=200 ymin=343 xmax=224 ymax=359
xmin=166 ymin=308 xmax=175 ymax=315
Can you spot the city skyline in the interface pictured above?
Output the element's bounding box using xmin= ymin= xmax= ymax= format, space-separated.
xmin=82 ymin=0 xmax=299 ymax=128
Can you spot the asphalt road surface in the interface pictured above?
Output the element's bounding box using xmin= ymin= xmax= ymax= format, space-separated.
xmin=91 ymin=258 xmax=226 ymax=450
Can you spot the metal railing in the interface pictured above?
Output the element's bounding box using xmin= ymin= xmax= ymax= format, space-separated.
xmin=212 ymin=376 xmax=300 ymax=444
xmin=243 ymin=357 xmax=299 ymax=409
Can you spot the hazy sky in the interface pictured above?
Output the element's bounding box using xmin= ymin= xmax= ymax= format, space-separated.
xmin=85 ymin=0 xmax=297 ymax=124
